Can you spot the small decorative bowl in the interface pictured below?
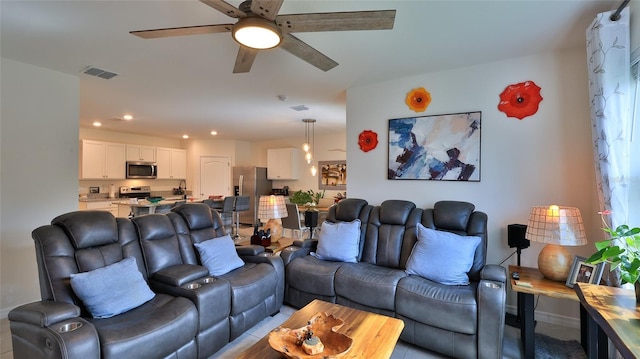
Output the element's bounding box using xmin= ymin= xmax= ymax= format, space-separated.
xmin=146 ymin=197 xmax=164 ymax=203
xmin=268 ymin=312 xmax=353 ymax=359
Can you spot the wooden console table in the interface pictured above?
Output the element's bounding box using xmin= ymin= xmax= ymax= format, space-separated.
xmin=574 ymin=283 xmax=640 ymax=359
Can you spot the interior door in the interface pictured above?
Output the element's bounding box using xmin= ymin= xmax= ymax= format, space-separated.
xmin=200 ymin=156 xmax=231 ymax=200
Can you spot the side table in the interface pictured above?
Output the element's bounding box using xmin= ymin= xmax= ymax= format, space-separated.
xmin=509 ymin=265 xmax=584 ymax=359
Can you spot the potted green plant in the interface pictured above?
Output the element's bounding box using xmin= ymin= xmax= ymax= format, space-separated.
xmin=586 ymin=210 xmax=640 ymax=302
xmin=289 ymin=189 xmax=325 ymax=207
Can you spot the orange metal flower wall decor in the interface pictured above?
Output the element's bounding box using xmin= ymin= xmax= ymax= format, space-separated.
xmin=358 ymin=130 xmax=378 ymax=152
xmin=497 ymin=81 xmax=543 ymax=120
xmin=406 ymin=87 xmax=431 ymax=112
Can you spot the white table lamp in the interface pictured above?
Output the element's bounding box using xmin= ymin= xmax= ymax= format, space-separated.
xmin=525 ymin=205 xmax=587 ymax=281
xmin=258 ymin=195 xmax=288 ymax=242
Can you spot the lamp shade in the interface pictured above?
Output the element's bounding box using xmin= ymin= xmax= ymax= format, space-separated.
xmin=525 ymin=205 xmax=587 ymax=246
xmin=258 ymin=195 xmax=287 ymax=220
xmin=525 ymin=205 xmax=587 ymax=282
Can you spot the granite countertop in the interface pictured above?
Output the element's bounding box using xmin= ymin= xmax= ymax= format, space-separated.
xmin=79 ymin=191 xmax=192 ymax=202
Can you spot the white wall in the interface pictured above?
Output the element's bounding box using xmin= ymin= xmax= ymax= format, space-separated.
xmin=346 ymin=48 xmax=600 ymax=324
xmin=185 ymin=138 xmax=246 ymax=198
xmin=1 ymin=58 xmax=80 ymax=316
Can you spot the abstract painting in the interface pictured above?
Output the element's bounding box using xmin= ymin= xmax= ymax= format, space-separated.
xmin=388 ymin=111 xmax=481 ymax=181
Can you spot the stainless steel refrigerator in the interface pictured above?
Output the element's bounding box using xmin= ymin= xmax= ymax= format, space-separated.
xmin=232 ymin=166 xmax=272 ymax=226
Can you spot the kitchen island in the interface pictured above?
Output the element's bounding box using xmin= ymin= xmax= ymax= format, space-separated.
xmin=114 ymin=197 xmax=192 ymax=217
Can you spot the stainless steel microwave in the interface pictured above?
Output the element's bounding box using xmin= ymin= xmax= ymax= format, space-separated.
xmin=126 ymin=161 xmax=157 ymax=179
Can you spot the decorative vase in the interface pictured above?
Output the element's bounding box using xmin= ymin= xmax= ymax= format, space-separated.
xmin=635 ymin=282 xmax=640 ymax=304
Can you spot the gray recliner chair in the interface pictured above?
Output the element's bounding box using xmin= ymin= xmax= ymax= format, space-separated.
xmin=9 ymin=211 xmax=199 ymax=359
xmin=169 ymin=203 xmax=285 ymax=340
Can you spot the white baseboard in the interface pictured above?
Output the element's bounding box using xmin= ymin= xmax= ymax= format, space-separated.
xmin=506 ymin=304 xmax=580 ymax=329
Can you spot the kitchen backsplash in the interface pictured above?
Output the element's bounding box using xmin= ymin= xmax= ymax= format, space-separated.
xmin=79 ymin=179 xmax=188 ymax=197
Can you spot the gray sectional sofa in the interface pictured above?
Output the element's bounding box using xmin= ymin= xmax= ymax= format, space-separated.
xmin=8 ymin=203 xmax=283 ymax=359
xmin=281 ymin=199 xmax=507 ymax=359
xmin=9 ymin=199 xmax=505 ymax=359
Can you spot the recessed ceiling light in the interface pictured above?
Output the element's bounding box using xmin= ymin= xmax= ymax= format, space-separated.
xmin=182 ymin=134 xmax=189 ymax=139
xmin=122 ymin=114 xmax=133 ymax=121
xmin=93 ymin=121 xmax=102 ymax=127
xmin=210 ymin=131 xmax=218 ymax=136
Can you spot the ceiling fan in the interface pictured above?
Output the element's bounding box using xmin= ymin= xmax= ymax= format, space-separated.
xmin=130 ymin=0 xmax=395 ymax=73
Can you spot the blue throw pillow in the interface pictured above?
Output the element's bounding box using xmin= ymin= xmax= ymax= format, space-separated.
xmin=405 ymin=224 xmax=481 ymax=285
xmin=194 ymin=234 xmax=245 ymax=276
xmin=314 ymin=219 xmax=361 ymax=263
xmin=70 ymin=257 xmax=155 ymax=318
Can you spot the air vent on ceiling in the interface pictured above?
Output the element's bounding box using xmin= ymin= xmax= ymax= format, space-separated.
xmin=289 ymin=105 xmax=309 ymax=111
xmin=82 ymin=66 xmax=118 ymax=80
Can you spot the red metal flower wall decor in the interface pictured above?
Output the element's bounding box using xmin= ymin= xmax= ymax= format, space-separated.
xmin=406 ymin=87 xmax=431 ymax=112
xmin=497 ymin=81 xmax=543 ymax=120
xmin=358 ymin=130 xmax=378 ymax=152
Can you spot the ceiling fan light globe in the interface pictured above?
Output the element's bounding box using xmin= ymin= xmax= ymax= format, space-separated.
xmin=232 ymin=18 xmax=282 ymax=50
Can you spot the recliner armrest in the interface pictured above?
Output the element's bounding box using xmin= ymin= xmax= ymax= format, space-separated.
xmin=153 ymin=264 xmax=209 ymax=286
xmin=9 ymin=301 xmax=80 ymax=327
xmin=477 ymin=265 xmax=507 ymax=359
xmin=236 ymin=244 xmax=265 ymax=256
xmin=9 ymin=301 xmax=101 ymax=359
xmin=280 ymin=246 xmax=312 ymax=266
xmin=480 ymin=264 xmax=507 ymax=283
xmin=293 ymin=239 xmax=317 ymax=249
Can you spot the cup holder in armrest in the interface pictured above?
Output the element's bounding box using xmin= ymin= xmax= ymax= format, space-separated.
xmin=58 ymin=322 xmax=83 ymax=333
xmin=201 ymin=277 xmax=216 ymax=284
xmin=183 ymin=283 xmax=202 ymax=290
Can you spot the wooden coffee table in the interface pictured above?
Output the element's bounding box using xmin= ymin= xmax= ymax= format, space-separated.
xmin=235 ymin=299 xmax=405 ymax=359
xmin=236 ymin=237 xmax=295 ymax=254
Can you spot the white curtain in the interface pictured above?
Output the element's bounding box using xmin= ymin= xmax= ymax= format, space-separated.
xmin=586 ymin=7 xmax=631 ymax=230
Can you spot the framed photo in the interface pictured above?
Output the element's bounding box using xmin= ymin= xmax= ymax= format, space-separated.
xmin=318 ymin=160 xmax=346 ymax=190
xmin=565 ymin=256 xmax=604 ymax=288
xmin=89 ymin=186 xmax=100 ymax=194
xmin=388 ymin=111 xmax=481 ymax=181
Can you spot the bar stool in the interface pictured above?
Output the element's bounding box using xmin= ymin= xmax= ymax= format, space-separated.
xmin=232 ymin=196 xmax=250 ymax=240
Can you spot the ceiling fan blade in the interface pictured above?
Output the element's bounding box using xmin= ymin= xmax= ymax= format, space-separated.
xmin=233 ymin=46 xmax=259 ymax=73
xmin=199 ymin=0 xmax=246 ymax=18
xmin=130 ymin=24 xmax=232 ymax=39
xmin=279 ymin=34 xmax=338 ymax=72
xmin=276 ymin=10 xmax=395 ymax=33
xmin=250 ymin=0 xmax=284 ymax=21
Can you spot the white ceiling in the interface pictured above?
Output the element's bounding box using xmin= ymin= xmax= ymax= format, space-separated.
xmin=1 ymin=0 xmax=616 ymax=141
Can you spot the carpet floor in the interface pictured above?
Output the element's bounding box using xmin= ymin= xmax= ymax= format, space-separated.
xmin=535 ymin=333 xmax=586 ymax=359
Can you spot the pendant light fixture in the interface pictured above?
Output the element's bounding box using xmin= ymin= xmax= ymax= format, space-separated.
xmin=302 ymin=119 xmax=317 ymax=176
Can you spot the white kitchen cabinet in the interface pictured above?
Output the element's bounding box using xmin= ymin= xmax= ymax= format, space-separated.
xmin=156 ymin=147 xmax=187 ymax=179
xmin=126 ymin=145 xmax=156 ymax=162
xmin=78 ymin=200 xmax=119 ymax=217
xmin=81 ymin=140 xmax=126 ymax=179
xmin=267 ymin=148 xmax=299 ymax=180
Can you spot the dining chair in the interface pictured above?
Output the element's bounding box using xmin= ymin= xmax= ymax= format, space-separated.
xmin=281 ymin=203 xmax=310 ymax=239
